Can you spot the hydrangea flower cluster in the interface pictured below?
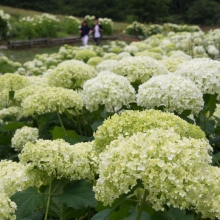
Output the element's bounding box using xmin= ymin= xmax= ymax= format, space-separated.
xmin=160 ymin=57 xmax=187 ymax=72
xmin=136 ymin=74 xmax=204 ymax=115
xmin=74 ymin=49 xmax=97 ymax=63
xmin=12 ymin=126 xmax=39 ymax=151
xmin=112 ymin=56 xmax=169 ymax=83
xmin=0 ymin=160 xmax=41 ymax=197
xmin=96 ymin=59 xmax=118 ymax=72
xmin=123 ymin=45 xmax=139 ymax=54
xmin=87 ymin=57 xmax=103 ymax=68
xmin=93 ymin=110 xmax=205 ymax=153
xmin=0 ymin=106 xmax=22 ymax=120
xmin=19 ymin=139 xmax=98 ymax=181
xmin=82 ymin=72 xmax=136 ymax=112
xmin=94 ymin=129 xmax=212 ymax=207
xmin=135 ymin=51 xmax=162 ymax=60
xmin=175 ymin=58 xmax=220 ymax=96
xmin=0 ymin=190 xmax=16 ymax=220
xmin=21 ymin=87 xmax=83 ymax=116
xmin=46 ymin=60 xmax=97 ymax=89
xmin=0 ymin=73 xmax=30 ymax=91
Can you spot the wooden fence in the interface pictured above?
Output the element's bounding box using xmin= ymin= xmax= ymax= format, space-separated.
xmin=8 ymin=36 xmax=120 ymax=49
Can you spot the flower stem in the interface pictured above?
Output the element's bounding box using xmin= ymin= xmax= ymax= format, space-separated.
xmin=136 ymin=189 xmax=148 ymax=220
xmin=44 ymin=175 xmax=53 ymax=220
xmin=57 ymin=112 xmax=66 ymax=134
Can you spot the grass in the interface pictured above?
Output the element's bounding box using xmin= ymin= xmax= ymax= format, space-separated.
xmin=1 ymin=46 xmax=61 ymax=63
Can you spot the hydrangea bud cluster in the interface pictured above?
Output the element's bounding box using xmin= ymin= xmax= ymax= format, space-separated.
xmin=94 ymin=129 xmax=212 ymax=209
xmin=12 ymin=126 xmax=39 ymax=151
xmin=112 ymin=56 xmax=169 ymax=83
xmin=21 ymin=87 xmax=83 ymax=116
xmin=160 ymin=57 xmax=187 ymax=72
xmin=46 ymin=60 xmax=97 ymax=89
xmin=19 ymin=139 xmax=98 ymax=181
xmin=175 ymin=58 xmax=220 ymax=96
xmin=93 ymin=110 xmax=205 ymax=153
xmin=136 ymin=74 xmax=204 ymax=114
xmin=82 ymin=72 xmax=136 ymax=112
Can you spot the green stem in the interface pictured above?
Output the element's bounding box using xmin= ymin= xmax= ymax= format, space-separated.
xmin=76 ymin=115 xmax=83 ymax=136
xmin=57 ymin=112 xmax=66 ymax=133
xmin=44 ymin=175 xmax=53 ymax=220
xmin=136 ymin=189 xmax=148 ymax=220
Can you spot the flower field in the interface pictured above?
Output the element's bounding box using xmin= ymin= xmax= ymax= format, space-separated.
xmin=1 ymin=10 xmax=220 ymax=220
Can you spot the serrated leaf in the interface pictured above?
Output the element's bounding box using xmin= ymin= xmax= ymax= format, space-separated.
xmin=60 ymin=180 xmax=97 ymax=210
xmin=91 ymin=209 xmax=112 ymax=220
xmin=11 ymin=187 xmax=43 ymax=219
xmin=150 ymin=211 xmax=170 ymax=220
xmin=38 ymin=113 xmax=55 ymax=131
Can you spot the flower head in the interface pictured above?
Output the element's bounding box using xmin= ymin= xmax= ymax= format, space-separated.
xmin=93 ymin=110 xmax=205 ymax=153
xmin=82 ymin=72 xmax=135 ymax=112
xmin=136 ymin=74 xmax=204 ymax=114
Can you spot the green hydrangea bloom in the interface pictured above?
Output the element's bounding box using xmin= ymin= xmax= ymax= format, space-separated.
xmin=93 ymin=110 xmax=206 ymax=153
xmin=74 ymin=49 xmax=97 ymax=62
xmin=19 ymin=139 xmax=98 ymax=181
xmin=94 ymin=129 xmax=212 ymax=210
xmin=46 ymin=60 xmax=97 ymax=89
xmin=87 ymin=56 xmax=103 ymax=68
xmin=21 ymin=87 xmax=83 ymax=116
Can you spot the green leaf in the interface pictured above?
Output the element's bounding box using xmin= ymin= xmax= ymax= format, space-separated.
xmin=49 ymin=196 xmax=86 ymax=220
xmin=60 ymin=180 xmax=97 ymax=210
xmin=9 ymin=90 xmax=15 ymax=100
xmin=150 ymin=211 xmax=171 ymax=220
xmin=91 ymin=120 xmax=103 ymax=132
xmin=167 ymin=206 xmax=186 ymax=220
xmin=11 ymin=187 xmax=43 ymax=219
xmin=203 ymin=93 xmax=217 ymax=118
xmin=2 ymin=122 xmax=26 ymax=131
xmin=110 ymin=201 xmax=131 ymax=220
xmin=212 ymin=152 xmax=220 ymax=165
xmin=91 ymin=209 xmax=112 ymax=220
xmin=51 ymin=126 xmax=80 ymax=141
xmin=38 ymin=113 xmax=55 ymax=131
xmin=20 ymin=212 xmax=43 ymax=220
xmin=0 ymin=133 xmax=11 ymax=145
xmin=124 ymin=211 xmax=150 ymax=220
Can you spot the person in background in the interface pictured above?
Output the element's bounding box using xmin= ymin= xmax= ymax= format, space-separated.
xmin=90 ymin=18 xmax=103 ymax=46
xmin=79 ymin=21 xmax=90 ymax=46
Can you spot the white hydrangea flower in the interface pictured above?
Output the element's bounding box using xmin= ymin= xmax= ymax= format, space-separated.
xmin=160 ymin=57 xmax=187 ymax=72
xmin=136 ymin=74 xmax=204 ymax=115
xmin=175 ymin=58 xmax=220 ymax=96
xmin=0 ymin=190 xmax=16 ymax=220
xmin=0 ymin=160 xmax=42 ymax=197
xmin=123 ymin=45 xmax=139 ymax=54
xmin=12 ymin=126 xmax=39 ymax=151
xmin=206 ymin=45 xmax=219 ymax=56
xmin=94 ymin=129 xmax=212 ymax=210
xmin=19 ymin=139 xmax=98 ymax=181
xmin=21 ymin=87 xmax=83 ymax=116
xmin=96 ymin=60 xmax=118 ymax=72
xmin=112 ymin=56 xmax=169 ymax=83
xmin=0 ymin=106 xmax=22 ymax=120
xmin=117 ymin=52 xmax=131 ymax=60
xmin=82 ymin=72 xmax=135 ymax=112
xmin=46 ymin=60 xmax=97 ymax=89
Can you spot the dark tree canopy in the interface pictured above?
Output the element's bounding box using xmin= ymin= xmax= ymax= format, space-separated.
xmin=1 ymin=0 xmax=220 ymax=25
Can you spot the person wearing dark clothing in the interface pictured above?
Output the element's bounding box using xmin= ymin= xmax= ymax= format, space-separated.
xmin=79 ymin=21 xmax=90 ymax=46
xmin=90 ymin=19 xmax=103 ymax=46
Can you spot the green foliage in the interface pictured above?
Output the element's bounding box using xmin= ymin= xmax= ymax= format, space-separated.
xmin=0 ymin=16 xmax=8 ymax=39
xmin=64 ymin=16 xmax=80 ymax=35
